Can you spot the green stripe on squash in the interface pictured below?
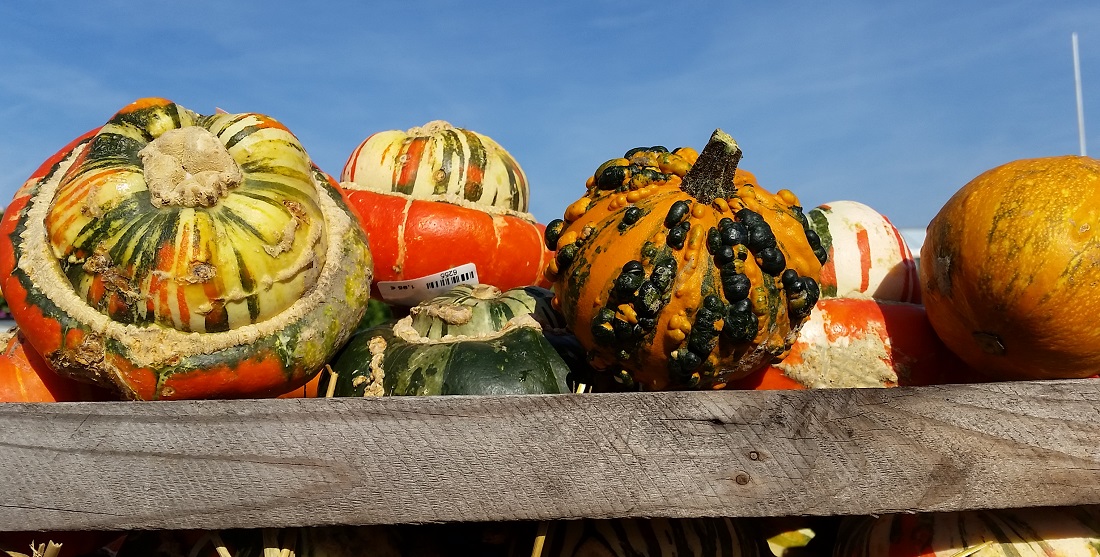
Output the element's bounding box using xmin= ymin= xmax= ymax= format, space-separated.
xmin=0 ymin=97 xmax=373 ymax=400
xmin=806 ymin=207 xmax=836 ymax=297
xmin=328 ymin=283 xmax=572 ymax=397
xmin=341 ymin=120 xmax=529 ymax=212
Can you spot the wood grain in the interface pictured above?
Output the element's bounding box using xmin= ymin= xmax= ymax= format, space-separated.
xmin=1 ymin=379 xmax=1098 ymax=532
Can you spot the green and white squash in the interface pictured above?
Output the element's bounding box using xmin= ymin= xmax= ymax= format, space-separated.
xmin=833 ymin=506 xmax=1100 ymax=557
xmin=328 ymin=283 xmax=572 ymax=396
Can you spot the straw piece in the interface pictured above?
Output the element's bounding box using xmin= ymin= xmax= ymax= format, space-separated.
xmin=530 ymin=521 xmax=550 ymax=557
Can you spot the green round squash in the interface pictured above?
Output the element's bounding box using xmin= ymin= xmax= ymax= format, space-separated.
xmin=328 ymin=283 xmax=572 ymax=396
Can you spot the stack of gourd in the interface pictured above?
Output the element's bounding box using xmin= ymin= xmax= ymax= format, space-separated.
xmin=7 ymin=97 xmax=1100 ymax=403
xmin=0 ymin=97 xmax=880 ymax=401
xmin=0 ymin=99 xmax=569 ymax=401
xmin=6 ymin=97 xmax=1100 ymax=557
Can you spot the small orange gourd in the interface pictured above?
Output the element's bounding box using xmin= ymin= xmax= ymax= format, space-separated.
xmin=544 ymin=130 xmax=826 ymax=390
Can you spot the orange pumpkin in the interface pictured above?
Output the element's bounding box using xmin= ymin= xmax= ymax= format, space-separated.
xmin=728 ymin=298 xmax=982 ymax=390
xmin=921 ymin=155 xmax=1100 ymax=380
xmin=0 ymin=327 xmax=114 ymax=402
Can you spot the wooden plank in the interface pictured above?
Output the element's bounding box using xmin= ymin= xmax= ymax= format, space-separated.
xmin=0 ymin=379 xmax=1098 ymax=532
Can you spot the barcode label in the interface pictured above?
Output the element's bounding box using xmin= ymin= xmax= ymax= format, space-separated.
xmin=377 ymin=263 xmax=480 ymax=306
xmin=424 ymin=270 xmax=475 ymax=291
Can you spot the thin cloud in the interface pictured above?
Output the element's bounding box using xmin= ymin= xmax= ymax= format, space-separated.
xmin=1 ymin=1 xmax=1098 ymax=233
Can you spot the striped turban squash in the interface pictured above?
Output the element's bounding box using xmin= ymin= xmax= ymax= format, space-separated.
xmin=807 ymin=200 xmax=920 ymax=303
xmin=343 ymin=119 xmax=528 ymax=211
xmin=339 ymin=121 xmax=552 ymax=298
xmin=543 ymin=130 xmax=826 ymax=391
xmin=0 ymin=98 xmax=374 ymax=400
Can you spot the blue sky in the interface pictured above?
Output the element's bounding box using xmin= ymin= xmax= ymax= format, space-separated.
xmin=2 ymin=2 xmax=1098 ymax=239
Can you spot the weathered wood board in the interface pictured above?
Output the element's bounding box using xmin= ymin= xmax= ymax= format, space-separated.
xmin=1 ymin=379 xmax=1098 ymax=532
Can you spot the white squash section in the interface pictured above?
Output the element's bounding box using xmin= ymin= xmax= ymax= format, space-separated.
xmin=809 ymin=200 xmax=921 ymax=303
xmin=340 ymin=121 xmax=530 ymax=212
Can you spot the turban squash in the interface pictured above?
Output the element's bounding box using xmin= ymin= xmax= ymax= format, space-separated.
xmin=328 ymin=283 xmax=572 ymax=397
xmin=0 ymin=98 xmax=374 ymax=400
xmin=920 ymin=155 xmax=1100 ymax=380
xmin=342 ymin=119 xmax=529 ymax=211
xmin=544 ymin=130 xmax=826 ymax=390
xmin=339 ymin=121 xmax=551 ymax=301
xmin=808 ymin=200 xmax=920 ymax=303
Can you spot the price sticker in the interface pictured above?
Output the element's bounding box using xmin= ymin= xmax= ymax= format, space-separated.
xmin=376 ymin=263 xmax=480 ymax=306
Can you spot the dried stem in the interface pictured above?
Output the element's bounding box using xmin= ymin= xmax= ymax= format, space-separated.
xmin=680 ymin=129 xmax=743 ymax=205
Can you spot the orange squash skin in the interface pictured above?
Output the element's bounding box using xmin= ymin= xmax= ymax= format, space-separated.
xmin=545 ymin=133 xmax=825 ymax=390
xmin=920 ymin=155 xmax=1100 ymax=380
xmin=728 ymin=298 xmax=982 ymax=390
xmin=0 ymin=132 xmax=102 ymax=394
xmin=340 ymin=188 xmax=553 ymax=298
xmin=274 ymin=367 xmax=324 ymax=398
xmin=0 ymin=328 xmax=115 ymax=402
